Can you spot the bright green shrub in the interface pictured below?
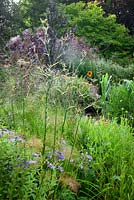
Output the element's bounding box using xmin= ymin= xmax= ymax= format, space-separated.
xmin=65 ymin=1 xmax=134 ymax=63
xmin=102 ymin=80 xmax=134 ymax=126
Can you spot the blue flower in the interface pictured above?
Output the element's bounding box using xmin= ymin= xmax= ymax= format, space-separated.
xmin=57 ymin=166 xmax=64 ymax=172
xmin=47 ymin=163 xmax=56 ymax=169
xmin=86 ymin=154 xmax=92 ymax=162
xmin=55 ymin=150 xmax=65 ymax=160
xmin=25 ymin=160 xmax=38 ymax=165
xmin=58 ymin=154 xmax=65 ymax=160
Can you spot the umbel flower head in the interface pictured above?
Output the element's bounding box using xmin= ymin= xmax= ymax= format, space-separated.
xmin=87 ymin=71 xmax=93 ymax=77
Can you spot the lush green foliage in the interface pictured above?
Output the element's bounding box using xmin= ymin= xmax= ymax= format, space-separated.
xmin=1 ymin=1 xmax=134 ymax=199
xmin=70 ymin=57 xmax=134 ymax=83
xmin=0 ymin=0 xmax=22 ymax=45
xmin=65 ymin=1 xmax=134 ymax=63
xmin=102 ymin=80 xmax=134 ymax=126
xmin=76 ymin=117 xmax=134 ymax=199
xmin=1 ymin=91 xmax=134 ymax=199
xmin=19 ymin=0 xmax=48 ymax=28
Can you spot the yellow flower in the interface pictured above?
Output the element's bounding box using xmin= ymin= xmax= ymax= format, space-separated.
xmin=87 ymin=71 xmax=93 ymax=77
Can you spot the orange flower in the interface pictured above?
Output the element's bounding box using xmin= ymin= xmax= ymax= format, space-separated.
xmin=87 ymin=71 xmax=92 ymax=77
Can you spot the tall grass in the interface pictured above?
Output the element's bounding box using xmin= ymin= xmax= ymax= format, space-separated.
xmin=1 ymin=63 xmax=134 ymax=199
xmin=76 ymin=117 xmax=134 ymax=199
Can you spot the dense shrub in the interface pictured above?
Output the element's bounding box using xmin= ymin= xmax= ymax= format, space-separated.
xmin=64 ymin=1 xmax=134 ymax=64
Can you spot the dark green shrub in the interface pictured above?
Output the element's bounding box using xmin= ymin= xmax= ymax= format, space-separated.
xmin=65 ymin=1 xmax=134 ymax=64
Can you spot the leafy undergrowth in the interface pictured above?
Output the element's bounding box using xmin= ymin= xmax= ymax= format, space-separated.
xmin=1 ymin=67 xmax=134 ymax=199
xmin=0 ymin=108 xmax=134 ymax=199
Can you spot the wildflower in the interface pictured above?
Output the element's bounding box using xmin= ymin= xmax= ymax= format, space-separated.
xmin=8 ymin=136 xmax=25 ymax=143
xmin=87 ymin=71 xmax=93 ymax=77
xmin=8 ymin=35 xmax=22 ymax=51
xmin=86 ymin=153 xmax=93 ymax=162
xmin=25 ymin=160 xmax=38 ymax=165
xmin=33 ymin=152 xmax=40 ymax=157
xmin=16 ymin=136 xmax=25 ymax=143
xmin=57 ymin=166 xmax=64 ymax=173
xmin=22 ymin=29 xmax=32 ymax=39
xmin=70 ymin=159 xmax=74 ymax=163
xmin=55 ymin=150 xmax=65 ymax=160
xmin=87 ymin=155 xmax=92 ymax=161
xmin=58 ymin=154 xmax=65 ymax=160
xmin=47 ymin=163 xmax=56 ymax=169
xmin=2 ymin=128 xmax=14 ymax=135
xmin=8 ymin=138 xmax=16 ymax=142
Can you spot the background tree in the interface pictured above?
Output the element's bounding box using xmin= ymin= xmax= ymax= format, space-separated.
xmin=65 ymin=1 xmax=134 ymax=64
xmin=0 ymin=0 xmax=21 ymax=46
xmin=97 ymin=0 xmax=134 ymax=35
xmin=19 ymin=0 xmax=49 ymax=28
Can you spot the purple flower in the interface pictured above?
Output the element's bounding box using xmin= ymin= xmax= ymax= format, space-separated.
xmin=15 ymin=136 xmax=25 ymax=143
xmin=22 ymin=29 xmax=32 ymax=39
xmin=8 ymin=138 xmax=16 ymax=142
xmin=55 ymin=150 xmax=65 ymax=160
xmin=57 ymin=166 xmax=64 ymax=173
xmin=86 ymin=154 xmax=92 ymax=162
xmin=58 ymin=154 xmax=65 ymax=160
xmin=36 ymin=28 xmax=45 ymax=39
xmin=8 ymin=35 xmax=22 ymax=51
xmin=47 ymin=163 xmax=56 ymax=169
xmin=55 ymin=150 xmax=63 ymax=155
xmin=25 ymin=160 xmax=38 ymax=165
xmin=2 ymin=128 xmax=14 ymax=135
xmin=33 ymin=152 xmax=40 ymax=157
xmin=8 ymin=136 xmax=25 ymax=143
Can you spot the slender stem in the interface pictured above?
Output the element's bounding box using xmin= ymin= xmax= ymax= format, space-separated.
xmin=11 ymin=99 xmax=16 ymax=130
xmin=68 ymin=114 xmax=82 ymax=164
xmin=60 ymin=108 xmax=67 ymax=140
xmin=53 ymin=103 xmax=58 ymax=161
xmin=42 ymin=80 xmax=53 ymax=156
xmin=42 ymin=93 xmax=48 ymax=156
